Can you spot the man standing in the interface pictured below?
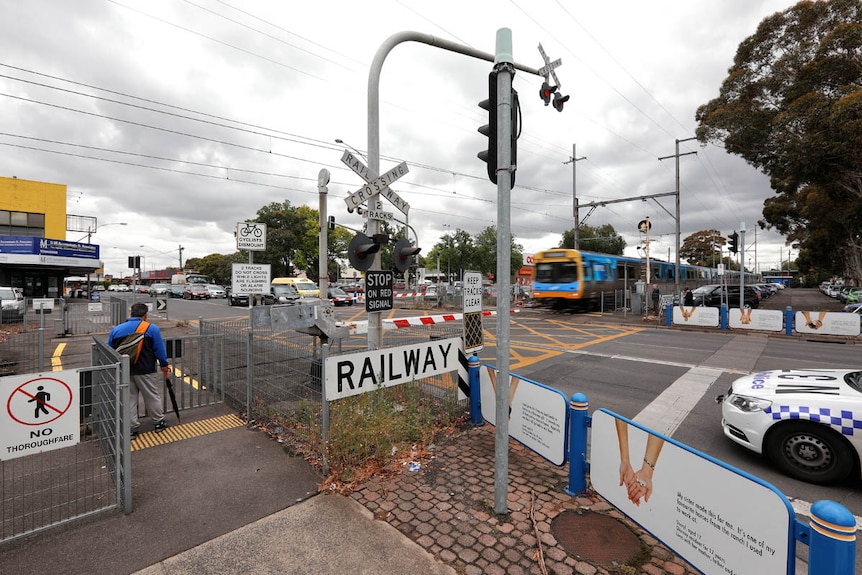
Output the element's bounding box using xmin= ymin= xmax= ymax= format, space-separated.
xmin=108 ymin=302 xmax=171 ymax=439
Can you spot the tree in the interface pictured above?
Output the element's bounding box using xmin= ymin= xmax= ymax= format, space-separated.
xmin=196 ymin=252 xmax=247 ymax=284
xmin=695 ymin=0 xmax=862 ymax=282
xmin=473 ymin=226 xmax=524 ymax=280
xmin=559 ymin=224 xmax=625 ymax=254
xmin=680 ymin=229 xmax=726 ymax=267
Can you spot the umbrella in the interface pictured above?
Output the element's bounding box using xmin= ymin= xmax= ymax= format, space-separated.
xmin=165 ymin=372 xmax=181 ymax=424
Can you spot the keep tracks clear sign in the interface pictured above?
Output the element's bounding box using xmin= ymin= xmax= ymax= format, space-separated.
xmin=1 ymin=370 xmax=81 ymax=461
xmin=324 ymin=337 xmax=460 ymax=401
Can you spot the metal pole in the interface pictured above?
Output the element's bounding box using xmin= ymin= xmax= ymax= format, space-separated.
xmin=246 ymin=248 xmax=253 ymax=422
xmin=366 ymin=30 xmax=540 ymax=350
xmin=564 ymin=144 xmax=585 ymax=249
xmin=492 ymin=27 xmax=514 ymax=516
xmin=740 ymin=222 xmax=746 ymax=309
xmin=318 ymin=169 xmax=330 ymax=299
xmin=321 ymin=342 xmax=330 ymax=475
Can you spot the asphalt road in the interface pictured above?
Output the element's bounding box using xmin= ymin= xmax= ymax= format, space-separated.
xmin=162 ymin=288 xmax=862 ymax=566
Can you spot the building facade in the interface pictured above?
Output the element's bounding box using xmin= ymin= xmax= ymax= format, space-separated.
xmin=0 ymin=176 xmax=101 ymax=297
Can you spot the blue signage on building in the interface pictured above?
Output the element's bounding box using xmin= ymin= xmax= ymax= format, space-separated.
xmin=0 ymin=236 xmax=100 ymax=260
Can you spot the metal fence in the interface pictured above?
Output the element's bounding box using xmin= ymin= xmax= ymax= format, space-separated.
xmin=0 ymin=341 xmax=130 ymax=544
xmin=199 ymin=317 xmax=468 ymax=459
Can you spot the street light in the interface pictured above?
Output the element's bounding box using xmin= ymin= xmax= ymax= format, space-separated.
xmin=79 ymin=222 xmax=127 ymax=298
xmin=335 ymin=138 xmax=367 ymax=162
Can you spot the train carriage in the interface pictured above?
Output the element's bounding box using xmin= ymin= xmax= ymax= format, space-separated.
xmin=531 ymin=248 xmax=756 ymax=311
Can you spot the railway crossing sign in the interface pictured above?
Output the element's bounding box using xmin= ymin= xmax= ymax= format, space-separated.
xmin=1 ymin=371 xmax=81 ymax=461
xmin=537 ymin=43 xmax=562 ymax=87
xmin=341 ymin=150 xmax=410 ymax=216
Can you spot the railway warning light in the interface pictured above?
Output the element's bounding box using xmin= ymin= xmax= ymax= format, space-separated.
xmin=553 ymin=91 xmax=570 ymax=112
xmin=347 ymin=232 xmax=385 ymax=272
xmin=393 ymin=238 xmax=421 ymax=273
xmin=478 ymin=71 xmax=499 ymax=184
xmin=540 ymin=81 xmax=556 ymax=106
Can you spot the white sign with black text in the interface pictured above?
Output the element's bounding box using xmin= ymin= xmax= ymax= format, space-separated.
xmin=1 ymin=370 xmax=81 ymax=461
xmin=231 ymin=263 xmax=271 ymax=295
xmin=324 ymin=337 xmax=460 ymax=401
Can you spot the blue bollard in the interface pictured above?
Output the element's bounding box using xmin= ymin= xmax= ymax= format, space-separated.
xmin=665 ymin=303 xmax=672 ymax=327
xmin=468 ymin=355 xmax=483 ymax=426
xmin=785 ymin=305 xmax=793 ymax=336
xmin=720 ymin=303 xmax=728 ymax=331
xmin=808 ymin=500 xmax=856 ymax=575
xmin=566 ymin=392 xmax=590 ymax=495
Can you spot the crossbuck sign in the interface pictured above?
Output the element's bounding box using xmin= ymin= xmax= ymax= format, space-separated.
xmin=341 ymin=150 xmax=410 ymax=216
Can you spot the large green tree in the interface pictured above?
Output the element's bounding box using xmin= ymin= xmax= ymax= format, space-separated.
xmin=695 ymin=0 xmax=862 ymax=282
xmin=559 ymin=224 xmax=625 ymax=254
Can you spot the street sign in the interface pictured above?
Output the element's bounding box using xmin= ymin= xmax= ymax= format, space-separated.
xmin=236 ymin=222 xmax=267 ymax=251
xmin=1 ymin=370 xmax=81 ymax=461
xmin=366 ymin=209 xmax=394 ymax=221
xmin=341 ymin=150 xmax=410 ymax=216
xmin=463 ymin=272 xmax=484 ymax=353
xmin=365 ymin=270 xmax=393 ymax=313
xmin=231 ymin=263 xmax=271 ymax=295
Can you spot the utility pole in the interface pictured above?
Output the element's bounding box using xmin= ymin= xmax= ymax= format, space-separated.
xmin=563 ymin=144 xmax=586 ymax=249
xmin=658 ymin=137 xmax=696 ymax=299
xmin=178 ymin=245 xmax=184 ymax=274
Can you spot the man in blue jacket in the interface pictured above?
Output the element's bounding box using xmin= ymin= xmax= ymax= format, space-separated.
xmin=108 ymin=302 xmax=172 ymax=439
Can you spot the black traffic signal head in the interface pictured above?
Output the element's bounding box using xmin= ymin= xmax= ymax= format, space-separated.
xmin=540 ymin=81 xmax=557 ymax=106
xmin=347 ymin=232 xmax=384 ymax=272
xmin=728 ymin=232 xmax=739 ymax=254
xmin=478 ymin=71 xmax=498 ymax=184
xmin=328 ymin=215 xmax=335 ymax=231
xmin=393 ymin=238 xmax=421 ymax=273
xmin=552 ymin=91 xmax=570 ymax=112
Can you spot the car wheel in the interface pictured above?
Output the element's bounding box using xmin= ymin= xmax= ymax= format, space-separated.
xmin=765 ymin=421 xmax=855 ymax=484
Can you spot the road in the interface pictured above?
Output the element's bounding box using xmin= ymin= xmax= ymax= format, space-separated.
xmin=163 ymin=289 xmax=862 ymax=568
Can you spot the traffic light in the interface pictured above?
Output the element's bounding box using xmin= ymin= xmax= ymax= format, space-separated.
xmin=728 ymin=232 xmax=739 ymax=254
xmin=552 ymin=91 xmax=570 ymax=112
xmin=128 ymin=256 xmax=140 ymax=269
xmin=328 ymin=215 xmax=335 ymax=231
xmin=478 ymin=71 xmax=498 ymax=184
xmin=347 ymin=232 xmax=386 ymax=272
xmin=477 ymin=71 xmax=517 ymax=186
xmin=393 ymin=238 xmax=421 ymax=273
xmin=540 ymin=81 xmax=556 ymax=106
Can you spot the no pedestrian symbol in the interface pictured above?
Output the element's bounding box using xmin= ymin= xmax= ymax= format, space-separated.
xmin=8 ymin=376 xmax=73 ymax=425
xmin=2 ymin=371 xmax=80 ymax=461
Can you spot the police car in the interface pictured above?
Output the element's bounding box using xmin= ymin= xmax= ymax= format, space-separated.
xmin=719 ymin=369 xmax=862 ymax=484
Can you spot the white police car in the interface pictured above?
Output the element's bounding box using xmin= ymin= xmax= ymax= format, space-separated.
xmin=719 ymin=369 xmax=862 ymax=484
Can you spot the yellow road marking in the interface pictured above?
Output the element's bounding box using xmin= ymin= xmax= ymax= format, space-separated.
xmin=131 ymin=413 xmax=245 ymax=451
xmin=171 ymin=366 xmax=202 ymax=389
xmin=52 ymin=342 xmax=66 ymax=371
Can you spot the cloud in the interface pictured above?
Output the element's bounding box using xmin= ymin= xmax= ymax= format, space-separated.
xmin=0 ymin=0 xmax=798 ymax=275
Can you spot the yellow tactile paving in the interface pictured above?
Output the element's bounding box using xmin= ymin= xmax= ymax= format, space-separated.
xmin=130 ymin=413 xmax=245 ymax=451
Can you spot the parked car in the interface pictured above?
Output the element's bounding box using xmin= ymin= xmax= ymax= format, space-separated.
xmin=719 ymin=368 xmax=862 ymax=484
xmin=0 ymin=286 xmax=25 ymax=322
xmin=150 ymin=283 xmax=170 ymax=296
xmin=691 ymin=284 xmax=759 ymax=308
xmin=107 ymin=284 xmax=130 ymax=292
xmin=229 ymin=291 xmax=275 ymax=306
xmin=424 ymin=284 xmax=439 ymax=303
xmin=183 ymin=284 xmax=210 ymax=300
xmin=328 ymin=286 xmax=353 ymax=306
xmin=271 ymin=284 xmax=301 ymax=305
xmin=206 ymin=284 xmax=226 ymax=298
xmin=133 ymin=284 xmax=149 ymax=294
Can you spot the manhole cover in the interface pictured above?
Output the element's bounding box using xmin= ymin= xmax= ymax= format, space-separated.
xmin=551 ymin=509 xmax=642 ymax=565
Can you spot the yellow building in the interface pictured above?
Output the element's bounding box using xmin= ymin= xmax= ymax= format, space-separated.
xmin=0 ymin=176 xmax=100 ymax=297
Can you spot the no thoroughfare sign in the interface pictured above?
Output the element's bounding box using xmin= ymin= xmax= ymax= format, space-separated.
xmin=1 ymin=370 xmax=81 ymax=461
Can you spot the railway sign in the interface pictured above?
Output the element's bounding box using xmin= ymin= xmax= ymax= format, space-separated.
xmin=341 ymin=150 xmax=410 ymax=216
xmin=463 ymin=271 xmax=484 ymax=353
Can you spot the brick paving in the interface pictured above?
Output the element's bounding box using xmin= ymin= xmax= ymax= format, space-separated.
xmin=351 ymin=424 xmax=700 ymax=575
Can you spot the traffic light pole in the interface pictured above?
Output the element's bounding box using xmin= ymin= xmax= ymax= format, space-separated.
xmin=366 ymin=30 xmax=540 ymax=514
xmin=365 ymin=31 xmax=540 ymax=352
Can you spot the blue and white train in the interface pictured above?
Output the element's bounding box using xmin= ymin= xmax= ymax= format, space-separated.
xmin=531 ymin=248 xmax=758 ymax=311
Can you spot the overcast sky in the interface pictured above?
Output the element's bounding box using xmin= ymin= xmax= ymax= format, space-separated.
xmin=0 ymin=0 xmax=799 ymax=277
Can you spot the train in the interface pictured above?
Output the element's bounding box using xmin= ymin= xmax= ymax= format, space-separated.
xmin=530 ymin=248 xmax=759 ymax=311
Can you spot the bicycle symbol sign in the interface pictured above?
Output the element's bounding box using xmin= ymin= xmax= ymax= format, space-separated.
xmin=236 ymin=222 xmax=267 ymax=251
